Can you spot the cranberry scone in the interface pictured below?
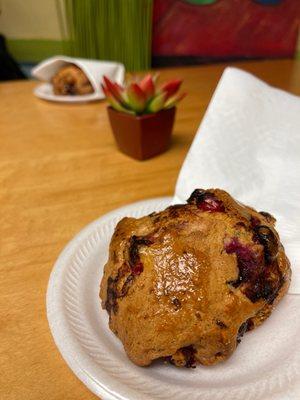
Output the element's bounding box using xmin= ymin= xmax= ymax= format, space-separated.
xmin=100 ymin=189 xmax=291 ymax=368
xmin=52 ymin=64 xmax=94 ymax=95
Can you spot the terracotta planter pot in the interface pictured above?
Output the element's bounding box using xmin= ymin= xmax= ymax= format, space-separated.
xmin=107 ymin=107 xmax=176 ymax=160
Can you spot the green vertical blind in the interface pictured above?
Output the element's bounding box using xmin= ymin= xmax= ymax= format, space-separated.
xmin=60 ymin=0 xmax=153 ymax=71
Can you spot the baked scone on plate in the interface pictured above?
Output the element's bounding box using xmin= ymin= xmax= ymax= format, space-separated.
xmin=100 ymin=189 xmax=291 ymax=368
xmin=51 ymin=64 xmax=94 ymax=96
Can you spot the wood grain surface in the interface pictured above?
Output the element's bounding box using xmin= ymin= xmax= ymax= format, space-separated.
xmin=1 ymin=60 xmax=300 ymax=400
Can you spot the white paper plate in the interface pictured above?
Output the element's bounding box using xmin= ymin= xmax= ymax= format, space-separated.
xmin=47 ymin=197 xmax=300 ymax=400
xmin=34 ymin=83 xmax=104 ymax=103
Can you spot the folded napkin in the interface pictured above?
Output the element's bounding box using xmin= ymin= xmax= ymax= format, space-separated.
xmin=173 ymin=67 xmax=300 ymax=294
xmin=31 ymin=55 xmax=125 ymax=95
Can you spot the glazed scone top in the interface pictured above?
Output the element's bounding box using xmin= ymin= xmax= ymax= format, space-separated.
xmin=100 ymin=189 xmax=291 ymax=367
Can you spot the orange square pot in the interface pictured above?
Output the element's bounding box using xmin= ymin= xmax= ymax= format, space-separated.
xmin=107 ymin=107 xmax=176 ymax=160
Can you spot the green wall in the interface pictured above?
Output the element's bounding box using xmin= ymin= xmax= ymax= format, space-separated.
xmin=7 ymin=39 xmax=68 ymax=63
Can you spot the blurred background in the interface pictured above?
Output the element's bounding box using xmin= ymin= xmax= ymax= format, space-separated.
xmin=0 ymin=0 xmax=299 ymax=79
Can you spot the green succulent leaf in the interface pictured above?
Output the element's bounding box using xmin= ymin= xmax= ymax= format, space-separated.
xmin=126 ymin=83 xmax=147 ymax=112
xmin=164 ymin=92 xmax=187 ymax=109
xmin=147 ymin=92 xmax=166 ymax=113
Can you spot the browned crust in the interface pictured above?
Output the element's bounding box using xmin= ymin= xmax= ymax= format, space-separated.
xmin=100 ymin=189 xmax=291 ymax=367
xmin=52 ymin=64 xmax=94 ymax=95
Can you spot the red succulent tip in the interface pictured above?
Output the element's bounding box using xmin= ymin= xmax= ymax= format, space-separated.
xmin=160 ymin=79 xmax=182 ymax=99
xmin=139 ymin=74 xmax=155 ymax=100
xmin=103 ymin=75 xmax=124 ymax=103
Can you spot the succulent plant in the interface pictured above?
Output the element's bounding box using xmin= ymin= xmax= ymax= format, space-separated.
xmin=102 ymin=74 xmax=186 ymax=115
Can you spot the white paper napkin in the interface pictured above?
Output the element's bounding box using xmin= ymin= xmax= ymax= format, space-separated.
xmin=31 ymin=55 xmax=125 ymax=95
xmin=173 ymin=67 xmax=300 ymax=294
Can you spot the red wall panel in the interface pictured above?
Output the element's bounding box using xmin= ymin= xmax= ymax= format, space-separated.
xmin=152 ymin=0 xmax=300 ymax=59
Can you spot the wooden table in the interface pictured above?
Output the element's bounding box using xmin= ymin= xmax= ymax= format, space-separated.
xmin=1 ymin=59 xmax=300 ymax=399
